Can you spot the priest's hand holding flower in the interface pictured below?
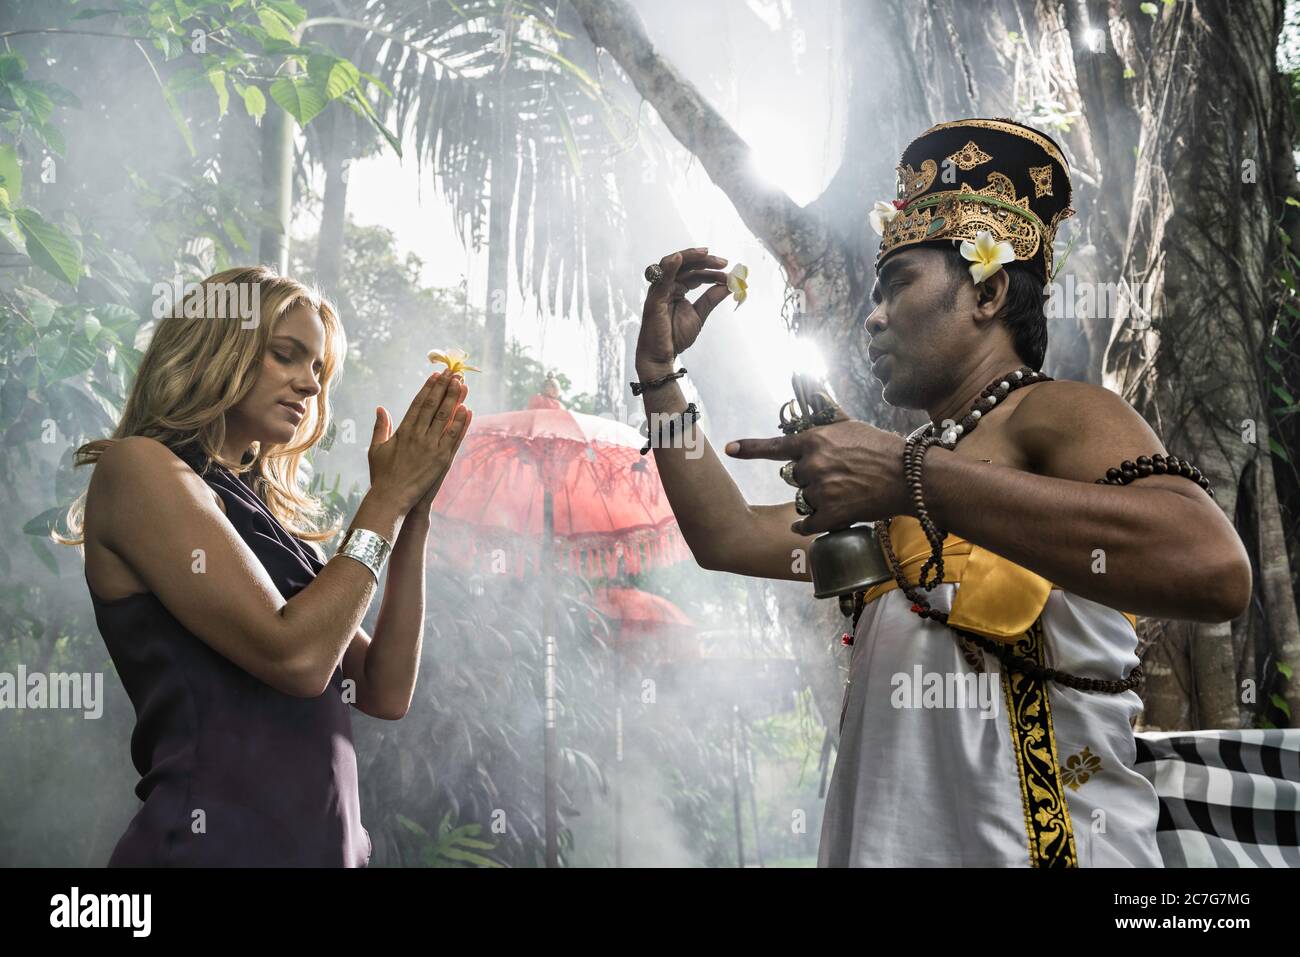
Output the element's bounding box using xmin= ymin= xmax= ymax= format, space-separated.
xmin=636 ymin=246 xmax=735 ymax=381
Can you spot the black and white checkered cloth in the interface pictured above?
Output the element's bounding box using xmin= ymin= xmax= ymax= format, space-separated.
xmin=1133 ymin=729 xmax=1300 ymax=867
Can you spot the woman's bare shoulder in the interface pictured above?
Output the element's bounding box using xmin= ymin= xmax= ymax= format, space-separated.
xmin=91 ymin=437 xmax=225 ymax=521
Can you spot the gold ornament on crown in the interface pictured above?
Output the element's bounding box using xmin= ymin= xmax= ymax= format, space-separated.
xmin=896 ymin=159 xmax=938 ymax=203
xmin=946 ymin=140 xmax=993 ymax=171
xmin=1029 ymin=164 xmax=1054 ymax=198
xmin=880 ymin=172 xmax=1044 ymax=266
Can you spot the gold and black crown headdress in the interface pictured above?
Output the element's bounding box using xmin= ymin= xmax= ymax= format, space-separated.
xmin=875 ymin=118 xmax=1076 ymax=281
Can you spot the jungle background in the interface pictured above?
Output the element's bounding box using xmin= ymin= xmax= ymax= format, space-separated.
xmin=0 ymin=0 xmax=1297 ymax=866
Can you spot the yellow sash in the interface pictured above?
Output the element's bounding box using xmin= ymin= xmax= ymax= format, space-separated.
xmin=861 ymin=516 xmax=1137 ymax=641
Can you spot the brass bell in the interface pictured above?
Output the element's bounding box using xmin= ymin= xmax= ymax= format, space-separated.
xmin=782 ymin=368 xmax=894 ymax=609
xmin=810 ymin=523 xmax=893 ymax=600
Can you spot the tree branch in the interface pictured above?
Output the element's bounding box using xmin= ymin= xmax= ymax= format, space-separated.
xmin=567 ymin=0 xmax=816 ymax=270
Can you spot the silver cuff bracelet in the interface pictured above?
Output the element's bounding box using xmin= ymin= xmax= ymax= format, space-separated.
xmin=335 ymin=527 xmax=393 ymax=583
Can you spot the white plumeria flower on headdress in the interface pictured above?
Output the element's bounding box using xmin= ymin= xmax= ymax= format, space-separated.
xmin=869 ymin=200 xmax=903 ymax=237
xmin=958 ymin=230 xmax=1016 ymax=284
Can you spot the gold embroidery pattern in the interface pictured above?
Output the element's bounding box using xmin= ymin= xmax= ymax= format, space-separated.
xmin=1061 ymin=747 xmax=1103 ymax=791
xmin=948 ymin=140 xmax=993 ymax=171
xmin=880 ymin=173 xmax=1043 ymax=264
xmin=1043 ymin=205 xmax=1077 ymax=278
xmin=1029 ymin=164 xmax=1054 ymax=198
xmin=1001 ymin=618 xmax=1078 ymax=868
xmin=905 ymin=118 xmax=1070 ymax=174
xmin=1047 ymin=204 xmax=1076 ymax=233
xmin=896 ymin=159 xmax=938 ymax=203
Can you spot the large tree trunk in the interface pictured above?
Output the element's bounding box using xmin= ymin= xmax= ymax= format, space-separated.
xmin=315 ymin=110 xmax=352 ymax=296
xmin=572 ymin=0 xmax=1299 ymax=731
xmin=258 ymin=103 xmax=293 ymax=274
xmin=1100 ymin=0 xmax=1297 ymax=727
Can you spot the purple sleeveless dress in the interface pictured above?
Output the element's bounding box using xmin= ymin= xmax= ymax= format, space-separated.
xmin=88 ymin=445 xmax=372 ymax=867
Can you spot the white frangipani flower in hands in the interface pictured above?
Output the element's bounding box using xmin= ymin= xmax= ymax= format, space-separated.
xmin=726 ymin=263 xmax=749 ymax=308
xmin=959 ymin=230 xmax=1016 ymax=284
xmin=427 ymin=348 xmax=481 ymax=375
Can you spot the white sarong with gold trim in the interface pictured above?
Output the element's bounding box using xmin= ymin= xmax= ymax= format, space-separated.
xmin=818 ymin=516 xmax=1164 ymax=867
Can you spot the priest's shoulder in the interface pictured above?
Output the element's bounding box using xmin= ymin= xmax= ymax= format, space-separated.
xmin=1006 ymin=378 xmax=1147 ymax=435
xmin=1005 ymin=378 xmax=1162 ymax=472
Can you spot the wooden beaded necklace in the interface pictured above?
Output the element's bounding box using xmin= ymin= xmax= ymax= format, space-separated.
xmin=860 ymin=365 xmax=1146 ymax=695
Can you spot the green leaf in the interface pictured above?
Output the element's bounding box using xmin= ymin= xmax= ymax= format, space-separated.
xmin=242 ymin=85 xmax=267 ymax=121
xmin=395 ymin=813 xmax=429 ymax=836
xmin=553 ymin=97 xmax=583 ymax=178
xmin=1270 ymin=436 xmax=1293 ymax=464
xmin=38 ymin=328 xmax=97 ymax=381
xmin=270 ymin=76 xmax=326 ymax=126
xmin=92 ymin=303 xmax=142 ymax=335
xmin=436 ymin=846 xmax=501 ymax=867
xmin=137 ymin=45 xmax=195 ymax=156
xmin=14 ymin=208 xmax=82 ymax=286
xmin=1287 ymin=197 xmax=1300 ymax=208
xmin=307 ymin=55 xmax=360 ymax=101
xmin=1272 ymin=384 xmax=1297 ymax=405
xmin=344 ymin=88 xmax=401 ymax=157
xmin=257 ymin=7 xmax=296 ymax=43
xmin=0 ymin=53 xmax=26 ymax=83
xmin=1270 ymin=693 xmax=1292 ymax=719
xmin=1123 ymin=66 xmax=1136 ymax=79
xmin=223 ymin=216 xmax=249 ymax=251
xmin=28 ymin=298 xmax=55 ymax=328
xmin=207 ymin=68 xmax=229 ymax=118
xmin=1140 ymin=2 xmax=1158 ymax=15
xmin=22 ymin=506 xmax=62 ymax=537
xmin=1278 ymin=661 xmax=1294 ymax=680
xmin=264 ymin=0 xmax=307 ymax=25
xmin=0 ymin=145 xmax=22 ymax=205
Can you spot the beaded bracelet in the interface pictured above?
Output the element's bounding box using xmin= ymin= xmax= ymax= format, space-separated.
xmin=630 ymin=367 xmax=687 ymax=396
xmin=1095 ymin=453 xmax=1215 ymax=498
xmin=639 ymin=402 xmax=701 ymax=455
xmin=903 ymin=433 xmax=948 ymax=589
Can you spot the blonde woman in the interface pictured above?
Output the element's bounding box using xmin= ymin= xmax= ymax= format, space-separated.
xmin=58 ymin=266 xmax=471 ymax=867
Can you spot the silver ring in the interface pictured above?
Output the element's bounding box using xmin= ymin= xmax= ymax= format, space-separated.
xmin=794 ymin=488 xmax=815 ymax=516
xmin=644 ymin=263 xmax=664 ymax=283
xmin=780 ymin=460 xmax=800 ymax=488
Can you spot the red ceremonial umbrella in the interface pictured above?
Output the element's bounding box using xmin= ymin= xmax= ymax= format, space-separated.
xmin=430 ymin=392 xmax=691 ymax=577
xmin=428 ymin=387 xmax=692 ymax=867
xmin=589 ymin=586 xmax=699 ymax=662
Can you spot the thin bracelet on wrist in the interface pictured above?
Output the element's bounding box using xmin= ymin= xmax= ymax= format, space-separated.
xmin=631 ymin=367 xmax=687 ymax=396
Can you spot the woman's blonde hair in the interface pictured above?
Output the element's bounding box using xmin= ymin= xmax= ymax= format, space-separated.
xmin=57 ymin=265 xmax=348 ymax=549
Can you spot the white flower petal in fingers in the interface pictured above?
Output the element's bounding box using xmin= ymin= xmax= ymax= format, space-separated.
xmin=869 ymin=200 xmax=902 ymax=237
xmin=726 ymin=263 xmax=749 ymax=307
xmin=427 ymin=347 xmax=482 ymax=375
xmin=959 ymin=230 xmax=1016 ymax=283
